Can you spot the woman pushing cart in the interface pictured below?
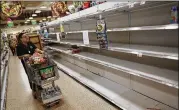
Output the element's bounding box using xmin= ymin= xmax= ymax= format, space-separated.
xmin=16 ymin=32 xmax=62 ymax=107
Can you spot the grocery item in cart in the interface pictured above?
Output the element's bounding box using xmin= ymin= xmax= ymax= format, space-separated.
xmin=29 ymin=52 xmax=47 ymax=65
xmin=39 ymin=66 xmax=55 ymax=80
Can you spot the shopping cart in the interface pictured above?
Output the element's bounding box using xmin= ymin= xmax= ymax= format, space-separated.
xmin=24 ymin=54 xmax=62 ymax=108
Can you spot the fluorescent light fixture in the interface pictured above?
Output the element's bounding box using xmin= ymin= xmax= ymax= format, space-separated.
xmin=140 ymin=1 xmax=146 ymax=5
xmin=40 ymin=6 xmax=47 ymax=9
xmin=35 ymin=10 xmax=41 ymax=13
xmin=29 ymin=17 xmax=33 ymax=19
xmin=47 ymin=16 xmax=51 ymax=18
xmin=32 ymin=14 xmax=37 ymax=17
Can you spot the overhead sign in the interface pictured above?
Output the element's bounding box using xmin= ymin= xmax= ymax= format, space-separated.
xmin=1 ymin=1 xmax=22 ymax=18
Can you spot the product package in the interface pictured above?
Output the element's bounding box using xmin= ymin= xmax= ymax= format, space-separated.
xmin=96 ymin=18 xmax=108 ymax=49
xmin=170 ymin=6 xmax=178 ymax=23
xmin=60 ymin=24 xmax=66 ymax=38
xmin=82 ymin=1 xmax=91 ymax=9
xmin=28 ymin=52 xmax=47 ymax=65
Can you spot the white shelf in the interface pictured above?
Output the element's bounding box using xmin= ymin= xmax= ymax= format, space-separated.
xmin=47 ymin=2 xmax=137 ymax=27
xmin=64 ymin=24 xmax=178 ymax=34
xmin=1 ymin=50 xmax=9 ymax=110
xmin=48 ymin=46 xmax=178 ymax=89
xmin=46 ymin=1 xmax=178 ymax=32
xmin=46 ymin=40 xmax=178 ymax=60
xmin=53 ymin=58 xmax=176 ymax=110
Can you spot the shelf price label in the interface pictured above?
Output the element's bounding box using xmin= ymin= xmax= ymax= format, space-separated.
xmin=83 ymin=31 xmax=89 ymax=45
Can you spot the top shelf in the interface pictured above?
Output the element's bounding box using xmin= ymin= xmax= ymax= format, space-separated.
xmin=46 ymin=1 xmax=178 ymax=31
xmin=47 ymin=2 xmax=139 ymax=27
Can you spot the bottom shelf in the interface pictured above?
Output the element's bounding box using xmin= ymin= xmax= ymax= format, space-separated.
xmin=53 ymin=57 xmax=176 ymax=110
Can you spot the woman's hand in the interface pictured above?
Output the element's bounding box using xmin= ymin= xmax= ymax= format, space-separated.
xmin=35 ymin=48 xmax=44 ymax=54
xmin=40 ymin=50 xmax=44 ymax=54
xmin=18 ymin=54 xmax=30 ymax=60
xmin=24 ymin=54 xmax=31 ymax=58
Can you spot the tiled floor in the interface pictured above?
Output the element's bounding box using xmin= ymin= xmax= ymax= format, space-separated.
xmin=6 ymin=55 xmax=119 ymax=110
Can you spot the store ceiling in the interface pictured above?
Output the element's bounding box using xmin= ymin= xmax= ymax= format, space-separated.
xmin=0 ymin=1 xmax=53 ymax=27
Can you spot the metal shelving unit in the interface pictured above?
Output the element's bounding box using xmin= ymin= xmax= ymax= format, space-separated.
xmin=43 ymin=1 xmax=178 ymax=110
xmin=52 ymin=55 xmax=177 ymax=110
xmin=48 ymin=46 xmax=178 ymax=89
xmin=1 ymin=47 xmax=10 ymax=110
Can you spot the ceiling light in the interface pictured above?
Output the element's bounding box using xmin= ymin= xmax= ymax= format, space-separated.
xmin=35 ymin=10 xmax=41 ymax=13
xmin=32 ymin=14 xmax=37 ymax=17
xmin=47 ymin=16 xmax=51 ymax=18
xmin=53 ymin=16 xmax=57 ymax=18
xmin=25 ymin=21 xmax=28 ymax=24
xmin=39 ymin=20 xmax=42 ymax=22
xmin=29 ymin=17 xmax=33 ymax=20
xmin=43 ymin=18 xmax=46 ymax=21
xmin=27 ymin=19 xmax=30 ymax=22
xmin=40 ymin=6 xmax=47 ymax=9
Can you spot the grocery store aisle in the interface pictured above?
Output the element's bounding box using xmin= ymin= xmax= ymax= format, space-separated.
xmin=6 ymin=55 xmax=119 ymax=110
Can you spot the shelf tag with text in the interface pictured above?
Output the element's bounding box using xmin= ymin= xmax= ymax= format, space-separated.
xmin=83 ymin=31 xmax=89 ymax=45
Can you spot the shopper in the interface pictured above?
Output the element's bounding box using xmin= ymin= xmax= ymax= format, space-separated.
xmin=16 ymin=32 xmax=44 ymax=90
xmin=9 ymin=36 xmax=17 ymax=56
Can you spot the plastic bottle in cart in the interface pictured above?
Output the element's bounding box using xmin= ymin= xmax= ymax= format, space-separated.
xmin=170 ymin=6 xmax=178 ymax=23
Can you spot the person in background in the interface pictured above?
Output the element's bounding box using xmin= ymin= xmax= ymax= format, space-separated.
xmin=16 ymin=32 xmax=44 ymax=91
xmin=9 ymin=36 xmax=17 ymax=56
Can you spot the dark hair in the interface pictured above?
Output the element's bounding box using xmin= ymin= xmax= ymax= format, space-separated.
xmin=17 ymin=32 xmax=25 ymax=44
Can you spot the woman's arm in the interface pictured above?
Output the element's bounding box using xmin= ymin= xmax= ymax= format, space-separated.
xmin=18 ymin=54 xmax=31 ymax=59
xmin=35 ymin=48 xmax=44 ymax=54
